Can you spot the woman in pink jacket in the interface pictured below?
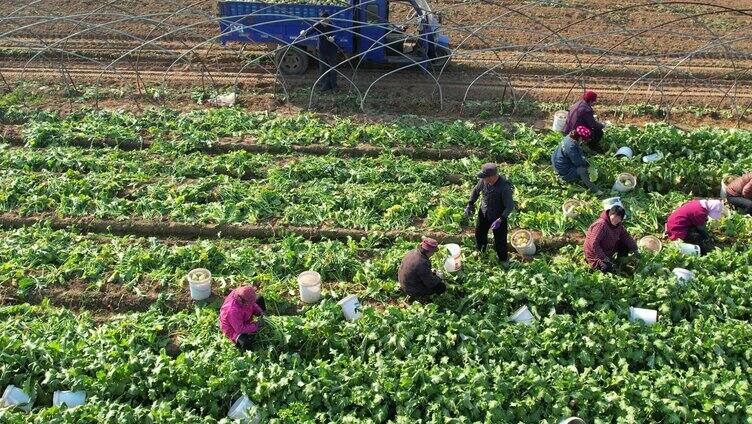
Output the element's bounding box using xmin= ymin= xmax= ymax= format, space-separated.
xmin=219 ymin=286 xmax=266 ymax=350
xmin=666 ymin=199 xmax=724 ymax=254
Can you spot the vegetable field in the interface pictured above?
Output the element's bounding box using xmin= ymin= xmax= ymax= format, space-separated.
xmin=1 ymin=102 xmax=752 ymax=423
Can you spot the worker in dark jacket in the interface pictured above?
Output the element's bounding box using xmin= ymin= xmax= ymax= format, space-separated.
xmin=398 ymin=236 xmax=446 ymax=298
xmin=725 ymin=173 xmax=752 ymax=215
xmin=302 ymin=12 xmax=338 ymax=91
xmin=552 ymin=126 xmax=600 ymax=194
xmin=584 ymin=205 xmax=639 ymax=273
xmin=563 ymin=91 xmax=605 ymax=152
xmin=465 ymin=163 xmax=515 ymax=264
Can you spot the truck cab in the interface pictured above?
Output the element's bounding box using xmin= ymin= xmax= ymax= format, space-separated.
xmin=218 ymin=0 xmax=451 ymax=75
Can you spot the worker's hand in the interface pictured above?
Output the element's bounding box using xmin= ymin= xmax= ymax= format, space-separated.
xmin=601 ymin=260 xmax=614 ymax=273
xmin=327 ymin=36 xmax=335 ymax=43
xmin=464 ymin=205 xmax=474 ymax=218
xmin=436 ymin=270 xmax=444 ymax=279
xmin=490 ymin=218 xmax=502 ymax=230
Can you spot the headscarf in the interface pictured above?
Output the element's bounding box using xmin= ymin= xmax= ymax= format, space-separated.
xmin=420 ymin=236 xmax=439 ymax=253
xmin=700 ymin=199 xmax=724 ymax=220
xmin=234 ymin=286 xmax=257 ymax=305
xmin=583 ymin=91 xmax=598 ymax=103
xmin=575 ymin=125 xmax=591 ymax=141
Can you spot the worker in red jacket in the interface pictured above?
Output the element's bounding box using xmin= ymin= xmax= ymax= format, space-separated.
xmin=584 ymin=205 xmax=639 ymax=273
xmin=563 ymin=91 xmax=606 ymax=153
xmin=725 ymin=173 xmax=752 ymax=215
xmin=666 ymin=199 xmax=723 ymax=253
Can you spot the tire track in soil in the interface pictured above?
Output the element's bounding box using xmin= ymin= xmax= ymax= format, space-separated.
xmin=1 ymin=63 xmax=750 ymax=106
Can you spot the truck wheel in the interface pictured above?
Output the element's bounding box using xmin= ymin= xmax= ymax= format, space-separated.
xmin=430 ymin=46 xmax=452 ymax=70
xmin=275 ymin=47 xmax=309 ymax=75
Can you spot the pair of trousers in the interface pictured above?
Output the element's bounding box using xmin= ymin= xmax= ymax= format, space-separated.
xmin=235 ymin=297 xmax=266 ymax=351
xmin=407 ymin=282 xmax=447 ymax=301
xmin=475 ymin=212 xmax=508 ymax=262
xmin=727 ymin=195 xmax=752 ymax=215
xmin=317 ymin=53 xmax=338 ymax=91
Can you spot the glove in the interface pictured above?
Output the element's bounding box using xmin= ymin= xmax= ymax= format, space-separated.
xmin=490 ymin=218 xmax=502 ymax=230
xmin=464 ymin=205 xmax=474 ymax=218
xmin=327 ymin=36 xmax=335 ymax=43
xmin=601 ymin=260 xmax=614 ymax=273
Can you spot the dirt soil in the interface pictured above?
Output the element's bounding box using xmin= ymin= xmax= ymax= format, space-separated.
xmin=0 ymin=1 xmax=750 ymax=112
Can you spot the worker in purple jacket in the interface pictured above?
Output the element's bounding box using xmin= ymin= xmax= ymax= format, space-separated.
xmin=465 ymin=163 xmax=515 ymax=265
xmin=563 ymin=91 xmax=606 ymax=153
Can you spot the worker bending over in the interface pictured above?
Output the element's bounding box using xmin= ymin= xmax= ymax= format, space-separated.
xmin=584 ymin=205 xmax=639 ymax=273
xmin=398 ymin=236 xmax=446 ymax=299
xmin=552 ymin=126 xmax=600 ymax=194
xmin=666 ymin=199 xmax=724 ymax=254
xmin=563 ymin=91 xmax=606 ymax=152
xmin=219 ymin=286 xmax=266 ymax=351
xmin=725 ymin=173 xmax=752 ymax=215
xmin=465 ymin=163 xmax=515 ymax=266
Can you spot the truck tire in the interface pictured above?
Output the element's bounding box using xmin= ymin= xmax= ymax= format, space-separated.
xmin=430 ymin=46 xmax=452 ymax=70
xmin=275 ymin=47 xmax=309 ymax=75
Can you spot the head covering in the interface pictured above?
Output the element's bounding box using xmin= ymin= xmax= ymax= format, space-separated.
xmin=583 ymin=91 xmax=598 ymax=103
xmin=420 ymin=236 xmax=439 ymax=252
xmin=700 ymin=199 xmax=724 ymax=220
xmin=234 ymin=286 xmax=257 ymax=304
xmin=477 ymin=163 xmax=498 ymax=179
xmin=575 ymin=125 xmax=591 ymax=141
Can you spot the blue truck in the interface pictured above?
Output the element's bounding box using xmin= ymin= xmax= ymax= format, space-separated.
xmin=218 ymin=0 xmax=451 ymax=75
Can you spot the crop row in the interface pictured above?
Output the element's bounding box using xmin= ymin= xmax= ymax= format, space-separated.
xmin=1 ymin=300 xmax=751 ymax=423
xmin=2 ymin=225 xmax=751 ymax=321
xmin=1 ymin=163 xmax=714 ymax=236
xmin=12 ymin=107 xmax=752 ymax=165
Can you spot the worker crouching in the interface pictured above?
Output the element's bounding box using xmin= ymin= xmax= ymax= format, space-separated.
xmin=398 ymin=236 xmax=446 ymax=299
xmin=666 ymin=199 xmax=724 ymax=254
xmin=584 ymin=205 xmax=639 ymax=273
xmin=552 ymin=126 xmax=600 ymax=194
xmin=219 ymin=286 xmax=266 ymax=351
xmin=725 ymin=173 xmax=752 ymax=215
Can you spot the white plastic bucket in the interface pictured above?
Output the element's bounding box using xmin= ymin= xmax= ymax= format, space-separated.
xmin=444 ymin=244 xmax=461 ymax=259
xmin=227 ymin=395 xmax=260 ymax=424
xmin=642 ymin=151 xmax=664 ymax=163
xmin=629 ymin=306 xmax=657 ymax=325
xmin=510 ymin=229 xmax=536 ymax=257
xmin=638 ymin=236 xmax=662 ymax=253
xmin=615 ymin=146 xmax=633 ymax=158
xmin=602 ymin=196 xmax=623 ymax=210
xmin=562 ymin=199 xmax=582 ymax=219
xmin=720 ymin=175 xmax=738 ymax=200
xmin=187 ymin=268 xmax=212 ymax=300
xmin=53 ymin=390 xmax=86 ymax=409
xmin=673 ymin=268 xmax=694 ymax=284
xmin=338 ymin=295 xmax=362 ymax=321
xmin=509 ymin=305 xmax=535 ymax=325
xmin=1 ymin=385 xmax=31 ymax=412
xmin=443 ymin=256 xmax=461 ymax=273
xmin=559 ymin=418 xmax=585 ymax=424
xmin=613 ymin=173 xmax=637 ymax=192
xmin=297 ymin=271 xmax=322 ymax=304
xmin=552 ymin=110 xmax=568 ymax=132
xmin=678 ymin=242 xmax=701 ymax=257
